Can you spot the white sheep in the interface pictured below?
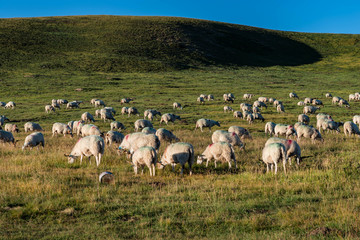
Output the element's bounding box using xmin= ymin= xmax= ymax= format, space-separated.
xmin=325 ymin=93 xmax=332 ymax=98
xmin=338 ymin=99 xmax=350 ymax=107
xmin=304 ymin=97 xmax=313 ymax=104
xmin=242 ymin=110 xmax=252 ymax=120
xmin=312 ymin=99 xmax=323 ymax=106
xmin=127 ymin=107 xmax=139 ymax=117
xmin=52 ymin=101 xmax=60 ymax=109
xmin=321 ymin=120 xmax=343 ymax=134
xmin=52 ymin=123 xmax=73 ymax=137
xmin=79 ymin=124 xmax=102 ymax=137
xmin=144 ymin=109 xmax=161 ymax=121
xmin=253 ymin=100 xmax=267 ymax=109
xmin=207 ymin=94 xmax=214 ymax=101
xmin=195 ymin=118 xmax=220 ymax=132
xmin=265 ymin=137 xmax=301 ymax=165
xmin=121 ymin=107 xmax=129 ymax=115
xmin=262 ymin=143 xmax=287 ymax=174
xmin=4 ymin=101 xmax=16 ymax=109
xmin=253 ymin=113 xmax=265 ymax=122
xmin=121 ymin=98 xmax=133 ymax=104
xmin=160 ymin=113 xmax=181 ymax=125
xmin=4 ymin=123 xmax=19 ymax=133
xmin=211 ymin=130 xmax=244 ymax=149
xmin=134 ymin=119 xmax=153 ymax=131
xmin=240 ymin=103 xmax=252 ymax=112
xmin=247 ymin=113 xmax=254 ymax=124
xmin=298 ymin=114 xmax=310 ymax=124
xmin=24 ymin=122 xmax=43 ymax=132
xmin=303 ymin=106 xmax=320 ymax=114
xmin=223 ymin=94 xmax=234 ymax=103
xmin=90 ymin=98 xmax=98 ymax=105
xmin=103 ymin=107 xmax=116 ymax=115
xmin=273 ymin=100 xmax=282 ymax=107
xmin=233 ymin=111 xmax=243 ymax=118
xmin=142 ymin=127 xmax=157 ymax=134
xmin=332 ymin=96 xmax=342 ymax=104
xmin=110 ymin=121 xmax=126 ymax=131
xmin=65 ymin=135 xmax=105 ymax=167
xmin=297 ymin=101 xmax=305 ymax=106
xmin=45 ymin=105 xmax=55 ymax=113
xmin=156 ymin=128 xmax=179 ymax=142
xmin=71 ymin=120 xmax=84 ymax=136
xmin=0 ymin=130 xmax=16 ymax=146
xmin=274 ymin=124 xmax=296 ymax=138
xmin=100 ymin=111 xmax=115 ymax=122
xmin=353 ymin=115 xmax=360 ymax=126
xmin=197 ymin=142 xmax=236 ymax=169
xmin=228 ymin=126 xmax=252 ymax=140
xmin=94 ymin=99 xmax=106 ymax=108
xmin=57 ymin=99 xmax=68 ymax=105
xmin=95 ymin=109 xmax=101 ymax=118
xmin=343 ymin=121 xmax=360 ymax=137
xmin=252 ymin=106 xmax=260 ymax=113
xmin=296 ymin=124 xmax=323 ymax=143
xmin=173 ymin=102 xmax=183 ymax=110
xmin=66 ymin=101 xmax=79 ymax=109
xmin=316 ymin=114 xmax=332 ymax=131
xmin=81 ymin=112 xmax=95 ymax=123
xmin=157 ymin=142 xmax=194 ymax=175
xmin=119 ymin=132 xmax=160 ymax=154
xmin=105 ymin=131 xmax=124 ymax=145
xmin=224 ymin=106 xmax=234 ymax=113
xmin=258 ymin=97 xmax=268 ymax=103
xmin=289 ymin=92 xmax=299 ymax=99
xmin=22 ymin=132 xmax=44 ymax=150
xmin=265 ymin=122 xmax=276 ymax=136
xmin=268 ymin=98 xmax=276 ymax=103
xmin=131 ymin=146 xmax=157 ymax=176
xmin=276 ymin=104 xmax=285 ymax=113
xmin=349 ymin=94 xmax=356 ymax=101
xmin=243 ymin=93 xmax=254 ymax=100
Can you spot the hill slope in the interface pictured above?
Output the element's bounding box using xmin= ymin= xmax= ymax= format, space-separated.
xmin=0 ymin=15 xmax=360 ymax=72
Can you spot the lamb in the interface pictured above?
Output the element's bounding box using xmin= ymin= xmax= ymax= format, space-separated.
xmin=233 ymin=111 xmax=243 ymax=118
xmin=265 ymin=137 xmax=301 ymax=165
xmin=197 ymin=96 xmax=205 ymax=104
xmin=157 ymin=142 xmax=194 ymax=175
xmin=197 ymin=142 xmax=236 ymax=169
xmin=224 ymin=106 xmax=234 ymax=113
xmin=343 ymin=121 xmax=360 ymax=137
xmin=223 ymin=94 xmax=234 ymax=103
xmin=338 ymin=99 xmax=350 ymax=107
xmin=144 ymin=109 xmax=161 ymax=121
xmin=297 ymin=101 xmax=306 ymax=106
xmin=121 ymin=107 xmax=129 ymax=115
xmin=105 ymin=131 xmax=124 ymax=145
xmin=173 ymin=102 xmax=183 ymax=110
xmin=247 ymin=113 xmax=254 ymax=124
xmin=79 ymin=124 xmax=102 ymax=137
xmin=207 ymin=94 xmax=214 ymax=101
xmin=289 ymin=92 xmax=299 ymax=99
xmin=45 ymin=105 xmax=55 ymax=113
xmin=296 ymin=124 xmax=323 ymax=143
xmin=277 ymin=104 xmax=285 ymax=113
xmin=65 ymin=135 xmax=105 ymax=167
xmin=156 ymin=128 xmax=179 ymax=142
xmin=66 ymin=101 xmax=79 ymax=109
xmin=4 ymin=123 xmax=19 ymax=133
xmin=121 ymin=98 xmax=133 ymax=104
xmin=211 ymin=130 xmax=244 ymax=149
xmin=353 ymin=115 xmax=360 ymax=125
xmin=0 ymin=115 xmax=9 ymax=126
xmin=94 ymin=99 xmax=106 ymax=107
xmin=325 ymin=93 xmax=332 ymax=98
xmin=134 ymin=119 xmax=153 ymax=131
xmin=304 ymin=98 xmax=313 ymax=104
xmin=258 ymin=97 xmax=268 ymax=103
xmin=81 ymin=112 xmax=95 ymax=123
xmin=0 ymin=130 xmax=16 ymax=146
xmin=265 ymin=122 xmax=276 ymax=136
xmin=262 ymin=143 xmax=287 ymax=174
xmin=228 ymin=126 xmax=252 ymax=140
xmin=142 ymin=127 xmax=157 ymax=134
xmin=321 ymin=120 xmax=343 ymax=133
xmin=119 ymin=132 xmax=160 ymax=154
xmin=298 ymin=114 xmax=310 ymax=124
xmin=195 ymin=118 xmax=220 ymax=132
xmin=303 ymin=106 xmax=320 ymax=114
xmin=130 ymin=146 xmax=157 ymax=176
xmin=160 ymin=113 xmax=181 ymax=125
xmin=52 ymin=123 xmax=73 ymax=137
xmin=127 ymin=107 xmax=140 ymax=117
xmin=24 ymin=122 xmax=43 ymax=132
xmin=22 ymin=132 xmax=44 ymax=150
xmin=243 ymin=93 xmax=254 ymax=100
xmin=4 ymin=101 xmax=16 ymax=109
xmin=274 ymin=124 xmax=296 ymax=138
xmin=110 ymin=121 xmax=126 ymax=131
xmin=100 ymin=111 xmax=115 ymax=122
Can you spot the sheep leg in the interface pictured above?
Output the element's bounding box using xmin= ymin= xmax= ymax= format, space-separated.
xmin=80 ymin=155 xmax=83 ymax=164
xmin=206 ymin=160 xmax=209 ymax=167
xmin=266 ymin=163 xmax=269 ymax=173
xmin=141 ymin=166 xmax=144 ymax=175
xmin=152 ymin=164 xmax=156 ymax=176
xmin=134 ymin=165 xmax=138 ymax=175
xmin=228 ymin=160 xmax=231 ymax=169
xmin=274 ymin=162 xmax=278 ymax=174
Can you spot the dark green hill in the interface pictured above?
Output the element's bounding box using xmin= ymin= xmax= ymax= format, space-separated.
xmin=0 ymin=15 xmax=359 ymax=72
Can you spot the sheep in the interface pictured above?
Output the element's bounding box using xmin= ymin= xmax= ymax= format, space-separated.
xmin=142 ymin=127 xmax=157 ymax=134
xmin=296 ymin=124 xmax=323 ymax=143
xmin=289 ymin=92 xmax=299 ymax=99
xmin=233 ymin=111 xmax=243 ymax=119
xmin=224 ymin=106 xmax=234 ymax=113
xmin=173 ymin=102 xmax=183 ymax=110
xmin=119 ymin=132 xmax=160 ymax=154
xmin=90 ymin=98 xmax=98 ymax=105
xmin=316 ymin=115 xmax=333 ymax=131
xmin=197 ymin=142 xmax=236 ymax=169
xmin=274 ymin=124 xmax=296 ymax=138
xmin=294 ymin=122 xmax=306 ymax=132
xmin=101 ymin=111 xmax=115 ymax=122
xmin=321 ymin=120 xmax=343 ymax=134
xmin=131 ymin=146 xmax=157 ymax=176
xmin=121 ymin=107 xmax=129 ymax=115
xmin=155 ymin=128 xmax=179 ymax=142
xmin=22 ymin=132 xmax=44 ymax=150
xmin=268 ymin=98 xmax=276 ymax=103
xmin=277 ymin=104 xmax=285 ymax=113
xmin=253 ymin=100 xmax=267 ymax=109
xmin=121 ymin=98 xmax=133 ymax=104
xmin=66 ymin=101 xmax=79 ymax=109
xmin=312 ymin=99 xmax=323 ymax=106
xmin=79 ymin=124 xmax=102 ymax=137
xmin=4 ymin=101 xmax=16 ymax=109
xmin=265 ymin=122 xmax=276 ymax=136
xmin=110 ymin=121 xmax=126 ymax=131
xmin=262 ymin=143 xmax=287 ymax=174
xmin=57 ymin=99 xmax=68 ymax=105
xmin=43 ymin=104 xmax=55 ymax=114
xmin=52 ymin=101 xmax=60 ymax=109
xmin=71 ymin=120 xmax=84 ymax=136
xmin=228 ymin=126 xmax=252 ymax=140
xmin=105 ymin=131 xmax=124 ymax=145
xmin=243 ymin=93 xmax=254 ymax=100
xmin=258 ymin=97 xmax=268 ymax=103
xmin=273 ymin=100 xmax=282 ymax=107
xmin=297 ymin=101 xmax=306 ymax=106
xmin=52 ymin=123 xmax=73 ymax=137
xmin=349 ymin=94 xmax=356 ymax=101
xmin=247 ymin=113 xmax=254 ymax=124
xmin=134 ymin=119 xmax=153 ymax=131
xmin=127 ymin=107 xmax=140 ymax=117
xmin=195 ymin=118 xmax=220 ymax=132
xmin=338 ymin=99 xmax=350 ymax=107
xmin=103 ymin=107 xmax=116 ymax=115
xmin=144 ymin=109 xmax=161 ymax=121
xmin=332 ymin=96 xmax=342 ymax=104
xmin=253 ymin=113 xmax=265 ymax=122
xmin=353 ymin=115 xmax=360 ymax=126
xmin=316 ymin=113 xmax=332 ymax=120
xmin=304 ymin=97 xmax=313 ymax=104
xmin=252 ymin=106 xmax=260 ymax=113
xmin=197 ymin=96 xmax=205 ymax=104
xmin=223 ymin=94 xmax=234 ymax=103
xmin=24 ymin=122 xmax=43 ymax=132
xmin=325 ymin=93 xmax=332 ymax=98
xmin=211 ymin=130 xmax=244 ymax=149
xmin=343 ymin=121 xmax=360 ymax=137
xmin=298 ymin=114 xmax=310 ymax=124
xmin=94 ymin=109 xmax=101 ymax=118
xmin=240 ymin=103 xmax=252 ymax=112
xmin=81 ymin=112 xmax=95 ymax=123
xmin=94 ymin=99 xmax=106 ymax=108
xmin=0 ymin=115 xmax=9 ymax=126
xmin=207 ymin=94 xmax=214 ymax=101
xmin=0 ymin=130 xmax=16 ymax=146
xmin=4 ymin=123 xmax=19 ymax=133
xmin=160 ymin=113 xmax=181 ymax=125
xmin=65 ymin=135 xmax=105 ymax=167
xmin=303 ymin=106 xmax=320 ymax=114
xmin=265 ymin=137 xmax=301 ymax=165
xmin=157 ymin=142 xmax=194 ymax=175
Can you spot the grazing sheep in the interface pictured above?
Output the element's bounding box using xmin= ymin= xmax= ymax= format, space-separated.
xmin=0 ymin=115 xmax=9 ymax=126
xmin=296 ymin=124 xmax=323 ymax=143
xmin=289 ymin=92 xmax=299 ymax=99
xmin=22 ymin=132 xmax=44 ymax=150
xmin=298 ymin=114 xmax=310 ymax=124
xmin=4 ymin=101 xmax=16 ymax=109
xmin=224 ymin=106 xmax=234 ymax=113
xmin=157 ymin=142 xmax=194 ymax=175
xmin=274 ymin=124 xmax=296 ymax=138
xmin=197 ymin=142 xmax=236 ymax=169
xmin=268 ymin=98 xmax=276 ymax=103
xmin=253 ymin=100 xmax=267 ymax=109
xmin=303 ymin=106 xmax=320 ymax=114
xmin=312 ymin=99 xmax=323 ymax=106
xmin=173 ymin=102 xmax=183 ymax=110
xmin=294 ymin=122 xmax=306 ymax=132
xmin=105 ymin=131 xmax=124 ymax=145
xmin=144 ymin=109 xmax=161 ymax=121
xmin=247 ymin=113 xmax=254 ymax=124
xmin=142 ymin=127 xmax=157 ymax=134
xmin=316 ymin=115 xmax=333 ymax=131
xmin=338 ymin=99 xmax=350 ymax=107
xmin=304 ymin=97 xmax=313 ymax=104
xmin=94 ymin=99 xmax=106 ymax=108
xmin=131 ymin=146 xmax=157 ymax=176
xmin=156 ymin=128 xmax=179 ymax=142
xmin=52 ymin=101 xmax=60 ymax=109
xmin=353 ymin=115 xmax=360 ymax=126
xmin=160 ymin=113 xmax=181 ymax=125
xmin=325 ymin=93 xmax=332 ymax=98
xmin=321 ymin=120 xmax=343 ymax=133
xmin=101 ymin=111 xmax=115 ymax=122
xmin=200 ymin=94 xmax=207 ymax=99
xmin=211 ymin=130 xmax=244 ymax=149
xmin=240 ymin=103 xmax=252 ymax=112
xmin=252 ymin=106 xmax=260 ymax=113
xmin=119 ymin=132 xmax=160 ymax=154
xmin=265 ymin=122 xmax=276 ymax=136
xmin=332 ymin=96 xmax=342 ymax=105
xmin=65 ymin=135 xmax=105 ymax=167
xmin=52 ymin=123 xmax=73 ymax=137
xmin=316 ymin=113 xmax=332 ymax=120
xmin=233 ymin=111 xmax=243 ymax=118
xmin=273 ymin=100 xmax=282 ymax=107
xmin=0 ymin=130 xmax=16 ymax=146
xmin=207 ymin=94 xmax=214 ymax=101
xmin=242 ymin=110 xmax=252 ymax=120
xmin=258 ymin=97 xmax=268 ymax=103
xmin=223 ymin=94 xmax=234 ymax=103
xmin=45 ymin=105 xmax=55 ymax=113
xmin=262 ymin=143 xmax=287 ymax=174
xmin=90 ymin=98 xmax=98 ymax=105
xmin=95 ymin=109 xmax=102 ymax=118
xmin=127 ymin=107 xmax=140 ymax=117
xmin=197 ymin=96 xmax=205 ymax=104
xmin=121 ymin=98 xmax=133 ymax=104
xmin=66 ymin=101 xmax=79 ymax=109
xmin=243 ymin=93 xmax=254 ymax=100
xmin=24 ymin=122 xmax=43 ymax=132
xmin=79 ymin=124 xmax=102 ymax=137
xmin=297 ymin=101 xmax=306 ymax=106
xmin=228 ymin=126 xmax=252 ymax=140
xmin=103 ymin=107 xmax=116 ymax=115
xmin=121 ymin=107 xmax=129 ymax=115
xmin=110 ymin=121 xmax=126 ymax=131
xmin=134 ymin=119 xmax=153 ymax=131
xmin=81 ymin=112 xmax=95 ymax=123
xmin=195 ymin=118 xmax=220 ymax=132
xmin=343 ymin=121 xmax=360 ymax=137
xmin=4 ymin=123 xmax=19 ymax=133
xmin=265 ymin=137 xmax=301 ymax=165
xmin=277 ymin=104 xmax=285 ymax=113
xmin=253 ymin=113 xmax=265 ymax=122
xmin=72 ymin=120 xmax=84 ymax=136
xmin=57 ymin=99 xmax=68 ymax=105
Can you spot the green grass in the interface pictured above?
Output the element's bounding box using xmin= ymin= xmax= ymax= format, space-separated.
xmin=1 ymin=16 xmax=360 ymax=239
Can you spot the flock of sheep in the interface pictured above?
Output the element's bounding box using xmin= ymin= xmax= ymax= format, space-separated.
xmin=0 ymin=91 xmax=360 ymax=176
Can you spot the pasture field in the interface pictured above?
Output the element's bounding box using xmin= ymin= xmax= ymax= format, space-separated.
xmin=1 ymin=66 xmax=360 ymax=239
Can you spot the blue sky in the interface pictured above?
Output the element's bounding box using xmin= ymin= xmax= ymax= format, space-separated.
xmin=1 ymin=0 xmax=360 ymax=33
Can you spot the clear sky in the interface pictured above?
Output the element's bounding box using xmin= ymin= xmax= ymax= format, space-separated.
xmin=1 ymin=0 xmax=360 ymax=34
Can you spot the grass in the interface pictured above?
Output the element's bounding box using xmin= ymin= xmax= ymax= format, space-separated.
xmin=1 ymin=15 xmax=360 ymax=239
